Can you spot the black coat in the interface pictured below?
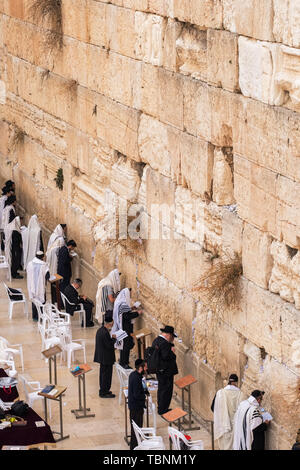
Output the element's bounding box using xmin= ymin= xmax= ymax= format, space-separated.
xmin=63 ymin=284 xmax=80 ymax=314
xmin=94 ymin=326 xmax=116 ymax=365
xmin=128 ymin=370 xmax=146 ymax=411
xmin=57 ymin=245 xmax=72 ymax=282
xmin=152 ymin=336 xmax=178 ymax=377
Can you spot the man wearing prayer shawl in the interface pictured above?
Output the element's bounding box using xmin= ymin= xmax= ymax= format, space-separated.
xmin=211 ymin=374 xmax=242 ymax=450
xmin=46 ymin=224 xmax=67 ymax=303
xmin=4 ymin=214 xmax=23 ymax=279
xmin=26 ymin=251 xmax=50 ymax=321
xmin=0 ymin=187 xmax=14 ymax=252
xmin=112 ymin=288 xmax=142 ymax=369
xmin=233 ymin=390 xmax=270 ymax=450
xmin=22 ymin=214 xmax=44 ymax=270
xmin=46 ymin=224 xmax=67 ymax=276
xmin=95 ymin=269 xmax=121 ymax=324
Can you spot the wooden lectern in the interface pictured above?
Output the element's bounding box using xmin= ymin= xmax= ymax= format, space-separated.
xmin=175 ymin=374 xmax=200 ymax=431
xmin=133 ymin=328 xmax=152 ymax=359
xmin=49 ymin=274 xmax=63 ymax=310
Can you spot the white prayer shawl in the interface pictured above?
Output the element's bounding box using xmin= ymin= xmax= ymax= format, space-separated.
xmin=233 ymin=396 xmax=262 ymax=450
xmin=213 ymin=385 xmax=242 ymax=444
xmin=112 ymin=288 xmax=131 ymax=350
xmin=4 ymin=216 xmax=21 ymax=269
xmin=26 ymin=257 xmax=49 ymax=303
xmin=46 ymin=225 xmax=65 ymax=276
xmin=23 ymin=215 xmax=42 ymax=269
xmin=2 ymin=204 xmax=15 ymax=231
xmin=0 ymin=195 xmax=7 ymax=229
xmin=47 ymin=224 xmax=65 ymax=251
xmin=95 ymin=269 xmax=121 ymax=321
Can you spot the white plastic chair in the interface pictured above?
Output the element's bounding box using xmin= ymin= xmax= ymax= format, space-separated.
xmin=168 ymin=426 xmax=204 ymax=450
xmin=61 ymin=292 xmax=86 ymax=328
xmin=19 ymin=375 xmax=51 ymax=418
xmin=0 ymin=349 xmax=17 ymax=377
xmin=144 ymin=395 xmax=157 ymax=432
xmin=58 ymin=330 xmax=86 ymax=369
xmin=3 ymin=283 xmax=28 ymax=319
xmin=0 ymin=336 xmax=24 ymax=372
xmin=0 ymin=255 xmax=11 ymax=282
xmin=115 ymin=363 xmax=133 ymax=405
xmin=132 ymin=420 xmax=164 ymax=448
xmin=134 ymin=441 xmax=165 ymax=450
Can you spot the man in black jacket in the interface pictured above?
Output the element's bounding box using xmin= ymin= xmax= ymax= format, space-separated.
xmin=152 ymin=325 xmax=178 ymax=415
xmin=94 ymin=314 xmax=116 ymax=398
xmin=128 ymin=359 xmax=148 ymax=450
xmin=63 ymin=278 xmax=94 ymax=327
xmin=57 ymin=239 xmax=77 ymax=293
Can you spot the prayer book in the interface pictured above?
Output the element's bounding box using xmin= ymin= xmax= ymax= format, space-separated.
xmin=262 ymin=411 xmax=273 ymax=422
xmin=35 ymin=421 xmax=46 ymax=427
xmin=41 ymin=385 xmax=55 ymax=394
xmin=114 ymin=329 xmax=128 ymax=341
xmin=48 ymin=388 xmax=58 ymax=396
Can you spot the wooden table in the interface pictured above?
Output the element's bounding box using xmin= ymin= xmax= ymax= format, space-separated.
xmin=70 ymin=364 xmax=95 ymax=419
xmin=38 ymin=385 xmax=69 ymax=443
xmin=161 ymin=407 xmax=188 ymax=449
xmin=49 ymin=274 xmax=63 ymax=310
xmin=133 ymin=328 xmax=152 ymax=360
xmin=174 ymin=374 xmax=200 ymax=431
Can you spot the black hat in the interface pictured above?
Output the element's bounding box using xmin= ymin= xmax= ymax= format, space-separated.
xmin=160 ymin=325 xmax=177 ymax=337
xmin=104 ymin=313 xmax=113 ymax=323
xmin=229 ymin=374 xmax=238 ymax=383
xmin=135 ymin=359 xmax=145 ymax=369
xmin=251 ymin=390 xmax=265 ymax=399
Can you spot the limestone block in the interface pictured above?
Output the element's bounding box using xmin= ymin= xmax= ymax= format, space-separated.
xmin=72 ymin=175 xmax=106 ymax=220
xmin=207 ymin=29 xmax=239 ymax=92
xmin=233 ymin=95 xmax=300 ymax=183
xmin=110 ymin=157 xmax=141 ymax=202
xmin=234 ymin=155 xmax=277 ymax=235
xmin=183 ymin=78 xmax=211 ymax=141
xmin=162 ymin=18 xmax=183 ymax=73
xmin=106 ymin=4 xmax=136 ymax=58
xmin=138 ymin=114 xmax=180 ymax=178
xmin=180 ymin=134 xmax=214 ymax=198
xmin=221 ymin=208 xmax=243 ymax=258
xmin=273 ymin=0 xmax=300 ymax=48
xmin=276 ymin=175 xmax=300 ymax=248
xmin=212 ymin=148 xmax=235 ymax=206
xmin=246 ymin=282 xmax=283 ymax=361
xmin=223 ymin=0 xmax=274 ymax=41
xmin=144 ymin=167 xmax=176 ymax=216
xmin=158 ymin=68 xmax=184 ymax=130
xmin=269 ymin=241 xmax=300 ymax=308
xmin=176 ymin=24 xmax=207 ymax=81
xmin=171 ymin=0 xmax=223 ymax=29
xmin=239 ymin=37 xmax=300 ymax=110
xmin=174 ymin=186 xmax=202 ymax=244
xmin=90 ymin=139 xmax=118 ymax=187
xmin=147 ymin=0 xmax=170 ymax=16
xmin=139 ymin=62 xmax=159 ymax=117
xmin=135 ymin=12 xmax=167 ymax=66
xmin=62 ymin=0 xmax=90 ymax=43
xmin=88 ymin=0 xmax=108 ymax=48
xmin=280 ymin=302 xmax=300 ymax=371
xmin=0 ymin=119 xmax=10 ymax=155
xmin=242 ymin=223 xmax=273 ymax=289
xmin=291 ymin=340 xmax=300 ymax=368
xmin=96 ymin=94 xmax=140 ymax=161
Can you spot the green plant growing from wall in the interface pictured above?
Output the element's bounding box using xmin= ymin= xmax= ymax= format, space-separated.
xmin=30 ymin=0 xmax=63 ymax=51
xmin=54 ymin=167 xmax=64 ymax=191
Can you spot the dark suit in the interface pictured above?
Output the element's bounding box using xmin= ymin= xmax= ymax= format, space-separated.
xmin=94 ymin=326 xmax=116 ymax=396
xmin=63 ymin=284 xmax=93 ymax=325
xmin=57 ymin=245 xmax=72 ymax=292
xmin=128 ymin=370 xmax=146 ymax=450
xmin=119 ymin=309 xmax=139 ymax=367
xmin=152 ymin=335 xmax=178 ymax=415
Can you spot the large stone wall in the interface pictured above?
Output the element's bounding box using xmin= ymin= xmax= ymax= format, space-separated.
xmin=0 ymin=0 xmax=299 ymax=449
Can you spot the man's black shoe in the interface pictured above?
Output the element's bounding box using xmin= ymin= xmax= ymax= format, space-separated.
xmin=100 ymin=393 xmax=116 ymax=398
xmin=13 ymin=274 xmax=23 ymax=279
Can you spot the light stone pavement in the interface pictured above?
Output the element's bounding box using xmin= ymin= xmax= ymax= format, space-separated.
xmin=0 ymin=273 xmax=212 ymax=450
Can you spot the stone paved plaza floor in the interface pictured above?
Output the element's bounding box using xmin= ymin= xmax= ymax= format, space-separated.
xmin=0 ymin=273 xmax=212 ymax=450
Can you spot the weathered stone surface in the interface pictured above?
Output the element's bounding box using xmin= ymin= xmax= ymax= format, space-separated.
xmin=223 ymin=0 xmax=274 ymax=41
xmin=207 ymin=29 xmax=239 ymax=92
xmin=212 ymin=147 xmax=235 ymax=206
xmin=273 ymin=0 xmax=300 ymax=48
xmin=242 ymin=223 xmax=273 ymax=289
